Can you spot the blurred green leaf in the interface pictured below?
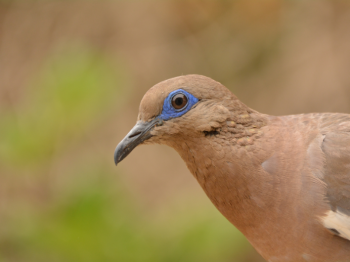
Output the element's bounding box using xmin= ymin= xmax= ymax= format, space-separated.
xmin=0 ymin=168 xmax=249 ymax=262
xmin=0 ymin=46 xmax=122 ymax=168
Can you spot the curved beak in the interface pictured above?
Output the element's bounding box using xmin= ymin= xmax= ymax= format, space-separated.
xmin=114 ymin=118 xmax=163 ymax=165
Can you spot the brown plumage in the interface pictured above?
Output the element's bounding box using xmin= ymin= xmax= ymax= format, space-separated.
xmin=114 ymin=75 xmax=350 ymax=262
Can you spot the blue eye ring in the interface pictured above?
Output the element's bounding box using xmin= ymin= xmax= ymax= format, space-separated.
xmin=170 ymin=92 xmax=189 ymax=112
xmin=158 ymin=89 xmax=199 ymax=121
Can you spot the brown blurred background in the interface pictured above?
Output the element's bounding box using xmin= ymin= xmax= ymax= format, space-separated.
xmin=0 ymin=1 xmax=350 ymax=261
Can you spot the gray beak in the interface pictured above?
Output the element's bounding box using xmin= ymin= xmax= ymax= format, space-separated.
xmin=114 ymin=118 xmax=163 ymax=165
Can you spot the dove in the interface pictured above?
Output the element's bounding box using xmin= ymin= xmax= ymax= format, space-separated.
xmin=114 ymin=75 xmax=350 ymax=262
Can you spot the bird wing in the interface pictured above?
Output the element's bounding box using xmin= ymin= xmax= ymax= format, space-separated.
xmin=316 ymin=114 xmax=350 ymax=240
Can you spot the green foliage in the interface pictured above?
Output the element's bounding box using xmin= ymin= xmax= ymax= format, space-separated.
xmin=0 ymin=46 xmax=120 ymax=168
xmin=1 ymin=172 xmax=248 ymax=262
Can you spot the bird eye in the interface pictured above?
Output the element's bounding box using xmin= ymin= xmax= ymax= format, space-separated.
xmin=171 ymin=93 xmax=188 ymax=110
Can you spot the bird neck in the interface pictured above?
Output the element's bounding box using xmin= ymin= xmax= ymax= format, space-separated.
xmin=170 ymin=112 xmax=276 ymax=231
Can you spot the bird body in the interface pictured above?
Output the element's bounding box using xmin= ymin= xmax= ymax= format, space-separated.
xmin=115 ymin=75 xmax=350 ymax=261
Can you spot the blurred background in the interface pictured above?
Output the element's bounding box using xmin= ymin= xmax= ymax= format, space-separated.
xmin=0 ymin=0 xmax=350 ymax=261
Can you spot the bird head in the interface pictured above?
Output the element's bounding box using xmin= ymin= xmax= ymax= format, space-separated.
xmin=114 ymin=74 xmax=246 ymax=165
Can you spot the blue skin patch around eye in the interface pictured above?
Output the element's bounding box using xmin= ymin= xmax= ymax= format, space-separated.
xmin=158 ymin=89 xmax=199 ymax=121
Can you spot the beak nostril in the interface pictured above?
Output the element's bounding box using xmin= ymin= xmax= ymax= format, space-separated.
xmin=129 ymin=131 xmax=142 ymax=139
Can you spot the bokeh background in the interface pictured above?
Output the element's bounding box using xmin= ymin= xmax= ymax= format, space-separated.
xmin=0 ymin=1 xmax=350 ymax=261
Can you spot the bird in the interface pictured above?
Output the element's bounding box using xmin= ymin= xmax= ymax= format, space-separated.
xmin=114 ymin=74 xmax=350 ymax=262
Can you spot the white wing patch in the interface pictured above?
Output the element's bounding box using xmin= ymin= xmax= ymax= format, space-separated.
xmin=321 ymin=210 xmax=350 ymax=241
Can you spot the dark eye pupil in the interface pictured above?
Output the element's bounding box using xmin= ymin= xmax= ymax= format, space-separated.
xmin=175 ymin=97 xmax=183 ymax=106
xmin=171 ymin=93 xmax=188 ymax=110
